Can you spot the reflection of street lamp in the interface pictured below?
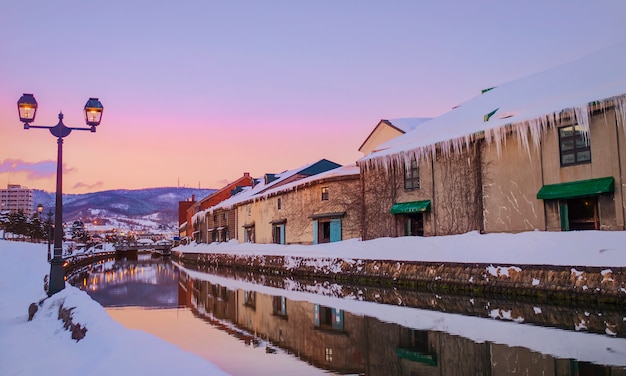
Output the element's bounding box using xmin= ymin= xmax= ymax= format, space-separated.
xmin=37 ymin=204 xmax=43 ymax=243
xmin=18 ymin=93 xmax=103 ymax=296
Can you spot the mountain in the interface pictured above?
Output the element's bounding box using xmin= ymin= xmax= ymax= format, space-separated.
xmin=33 ymin=187 xmax=215 ymax=231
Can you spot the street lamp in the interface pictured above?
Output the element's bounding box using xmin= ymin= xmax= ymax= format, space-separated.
xmin=18 ymin=93 xmax=103 ymax=296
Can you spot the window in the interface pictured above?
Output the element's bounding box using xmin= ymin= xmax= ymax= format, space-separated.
xmin=559 ymin=125 xmax=591 ymax=167
xmin=277 ymin=197 xmax=282 ymax=210
xmin=404 ymin=160 xmax=420 ymax=190
xmin=272 ymin=296 xmax=287 ymax=317
xmin=243 ymin=290 xmax=256 ymax=308
xmin=314 ymin=305 xmax=344 ymax=331
xmin=321 ymin=187 xmax=329 ymax=201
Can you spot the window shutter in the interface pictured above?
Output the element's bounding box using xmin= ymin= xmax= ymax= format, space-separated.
xmin=332 ymin=309 xmax=344 ymax=330
xmin=312 ymin=220 xmax=318 ymax=244
xmin=314 ymin=304 xmax=320 ymax=327
xmin=330 ymin=218 xmax=342 ymax=242
xmin=280 ymin=224 xmax=285 ymax=244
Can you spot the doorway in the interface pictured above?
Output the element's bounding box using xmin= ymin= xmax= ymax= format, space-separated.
xmin=562 ymin=196 xmax=598 ymax=231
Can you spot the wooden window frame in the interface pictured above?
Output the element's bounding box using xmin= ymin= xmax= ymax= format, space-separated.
xmin=321 ymin=187 xmax=329 ymax=201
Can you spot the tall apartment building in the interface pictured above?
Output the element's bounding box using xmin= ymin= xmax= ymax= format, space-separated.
xmin=0 ymin=184 xmax=34 ymax=216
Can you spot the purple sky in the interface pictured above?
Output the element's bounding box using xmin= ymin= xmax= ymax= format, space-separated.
xmin=1 ymin=0 xmax=625 ymax=193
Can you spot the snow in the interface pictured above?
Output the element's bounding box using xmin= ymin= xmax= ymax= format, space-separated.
xmin=2 ymin=229 xmax=626 ymax=373
xmin=175 ymin=238 xmax=626 ymax=368
xmin=192 ymin=163 xmax=358 ymax=222
xmin=360 ymin=41 xmax=626 ymax=169
xmin=0 ymin=241 xmax=230 ymax=376
xmin=388 ymin=117 xmax=432 ymax=133
xmin=178 ymin=230 xmax=626 ymax=267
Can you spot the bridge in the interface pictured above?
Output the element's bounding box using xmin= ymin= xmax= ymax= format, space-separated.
xmin=114 ymin=241 xmax=172 ymax=256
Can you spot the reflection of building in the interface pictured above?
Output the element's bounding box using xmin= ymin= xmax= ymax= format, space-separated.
xmin=0 ymin=184 xmax=34 ymax=215
xmin=178 ymin=269 xmax=624 ymax=375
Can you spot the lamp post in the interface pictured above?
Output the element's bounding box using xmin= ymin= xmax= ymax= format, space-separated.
xmin=18 ymin=93 xmax=103 ymax=296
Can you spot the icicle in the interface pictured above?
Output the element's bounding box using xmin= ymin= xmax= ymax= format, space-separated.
xmin=616 ymin=94 xmax=626 ymax=133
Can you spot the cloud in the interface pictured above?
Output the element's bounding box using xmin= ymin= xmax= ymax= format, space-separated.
xmin=0 ymin=159 xmax=76 ymax=179
xmin=72 ymin=181 xmax=104 ymax=190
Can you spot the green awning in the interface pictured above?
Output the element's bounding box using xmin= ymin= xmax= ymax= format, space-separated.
xmin=537 ymin=177 xmax=614 ymax=200
xmin=390 ymin=200 xmax=431 ymax=214
xmin=395 ymin=348 xmax=437 ymax=366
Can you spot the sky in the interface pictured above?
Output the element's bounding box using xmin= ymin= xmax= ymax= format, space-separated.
xmin=1 ymin=230 xmax=625 ymax=375
xmin=1 ymin=1 xmax=626 ymax=194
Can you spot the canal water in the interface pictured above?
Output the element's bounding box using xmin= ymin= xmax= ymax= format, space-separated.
xmin=67 ymin=253 xmax=626 ymax=376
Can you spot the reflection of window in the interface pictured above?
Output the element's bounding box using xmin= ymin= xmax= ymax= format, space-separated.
xmin=321 ymin=187 xmax=329 ymax=201
xmin=559 ymin=125 xmax=591 ymax=167
xmin=243 ymin=290 xmax=256 ymax=309
xmin=314 ymin=304 xmax=344 ymax=331
xmin=404 ymin=159 xmax=420 ymax=190
xmin=325 ymin=347 xmax=333 ymax=362
xmin=272 ymin=296 xmax=287 ymax=317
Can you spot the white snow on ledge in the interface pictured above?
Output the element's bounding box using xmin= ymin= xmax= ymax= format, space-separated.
xmin=177 ymin=230 xmax=626 ymax=268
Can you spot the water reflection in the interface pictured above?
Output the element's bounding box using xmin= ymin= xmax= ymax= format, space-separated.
xmin=68 ymin=254 xmax=178 ymax=307
xmin=69 ymin=255 xmax=626 ymax=375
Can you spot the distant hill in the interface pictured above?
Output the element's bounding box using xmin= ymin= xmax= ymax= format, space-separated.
xmin=33 ymin=187 xmax=215 ymax=230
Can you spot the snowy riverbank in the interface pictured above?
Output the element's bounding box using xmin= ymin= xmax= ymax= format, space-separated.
xmin=174 ymin=230 xmax=626 ymax=267
xmin=0 ymin=240 xmax=230 ymax=376
xmin=2 ymin=230 xmax=626 ymax=374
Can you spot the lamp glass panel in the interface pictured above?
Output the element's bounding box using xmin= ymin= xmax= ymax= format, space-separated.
xmin=19 ymin=105 xmax=36 ymax=121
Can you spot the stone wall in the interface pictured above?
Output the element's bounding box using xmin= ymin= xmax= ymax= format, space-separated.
xmin=173 ymin=251 xmax=626 ymax=305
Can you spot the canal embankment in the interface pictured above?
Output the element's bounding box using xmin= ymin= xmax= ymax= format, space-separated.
xmin=172 ymin=251 xmax=626 ymax=305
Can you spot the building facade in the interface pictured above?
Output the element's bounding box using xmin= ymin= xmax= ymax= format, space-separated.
xmin=236 ymin=165 xmax=361 ymax=245
xmin=0 ymin=184 xmax=34 ymax=216
xmin=359 ymin=43 xmax=626 ymax=239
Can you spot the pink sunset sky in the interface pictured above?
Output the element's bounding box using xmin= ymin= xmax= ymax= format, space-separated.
xmin=1 ymin=1 xmax=626 ymax=194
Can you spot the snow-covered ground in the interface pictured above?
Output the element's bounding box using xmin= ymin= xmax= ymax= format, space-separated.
xmin=176 ymin=230 xmax=626 ymax=267
xmin=1 ymin=230 xmax=626 ymax=374
xmin=0 ymin=240 xmax=230 ymax=376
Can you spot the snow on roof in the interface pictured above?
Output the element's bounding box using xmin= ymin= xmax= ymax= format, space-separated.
xmin=360 ymin=41 xmax=626 ymax=168
xmin=192 ymin=160 xmax=352 ymax=222
xmin=257 ymin=163 xmax=359 ymax=199
xmin=387 ymin=117 xmax=432 ymax=133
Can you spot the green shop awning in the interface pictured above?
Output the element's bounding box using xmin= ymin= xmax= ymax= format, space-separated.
xmin=537 ymin=177 xmax=614 ymax=200
xmin=390 ymin=200 xmax=431 ymax=214
xmin=395 ymin=348 xmax=437 ymax=366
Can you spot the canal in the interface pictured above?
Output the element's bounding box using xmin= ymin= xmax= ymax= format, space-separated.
xmin=67 ymin=253 xmax=626 ymax=375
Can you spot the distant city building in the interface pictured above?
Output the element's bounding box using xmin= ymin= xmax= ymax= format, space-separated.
xmin=0 ymin=184 xmax=34 ymax=216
